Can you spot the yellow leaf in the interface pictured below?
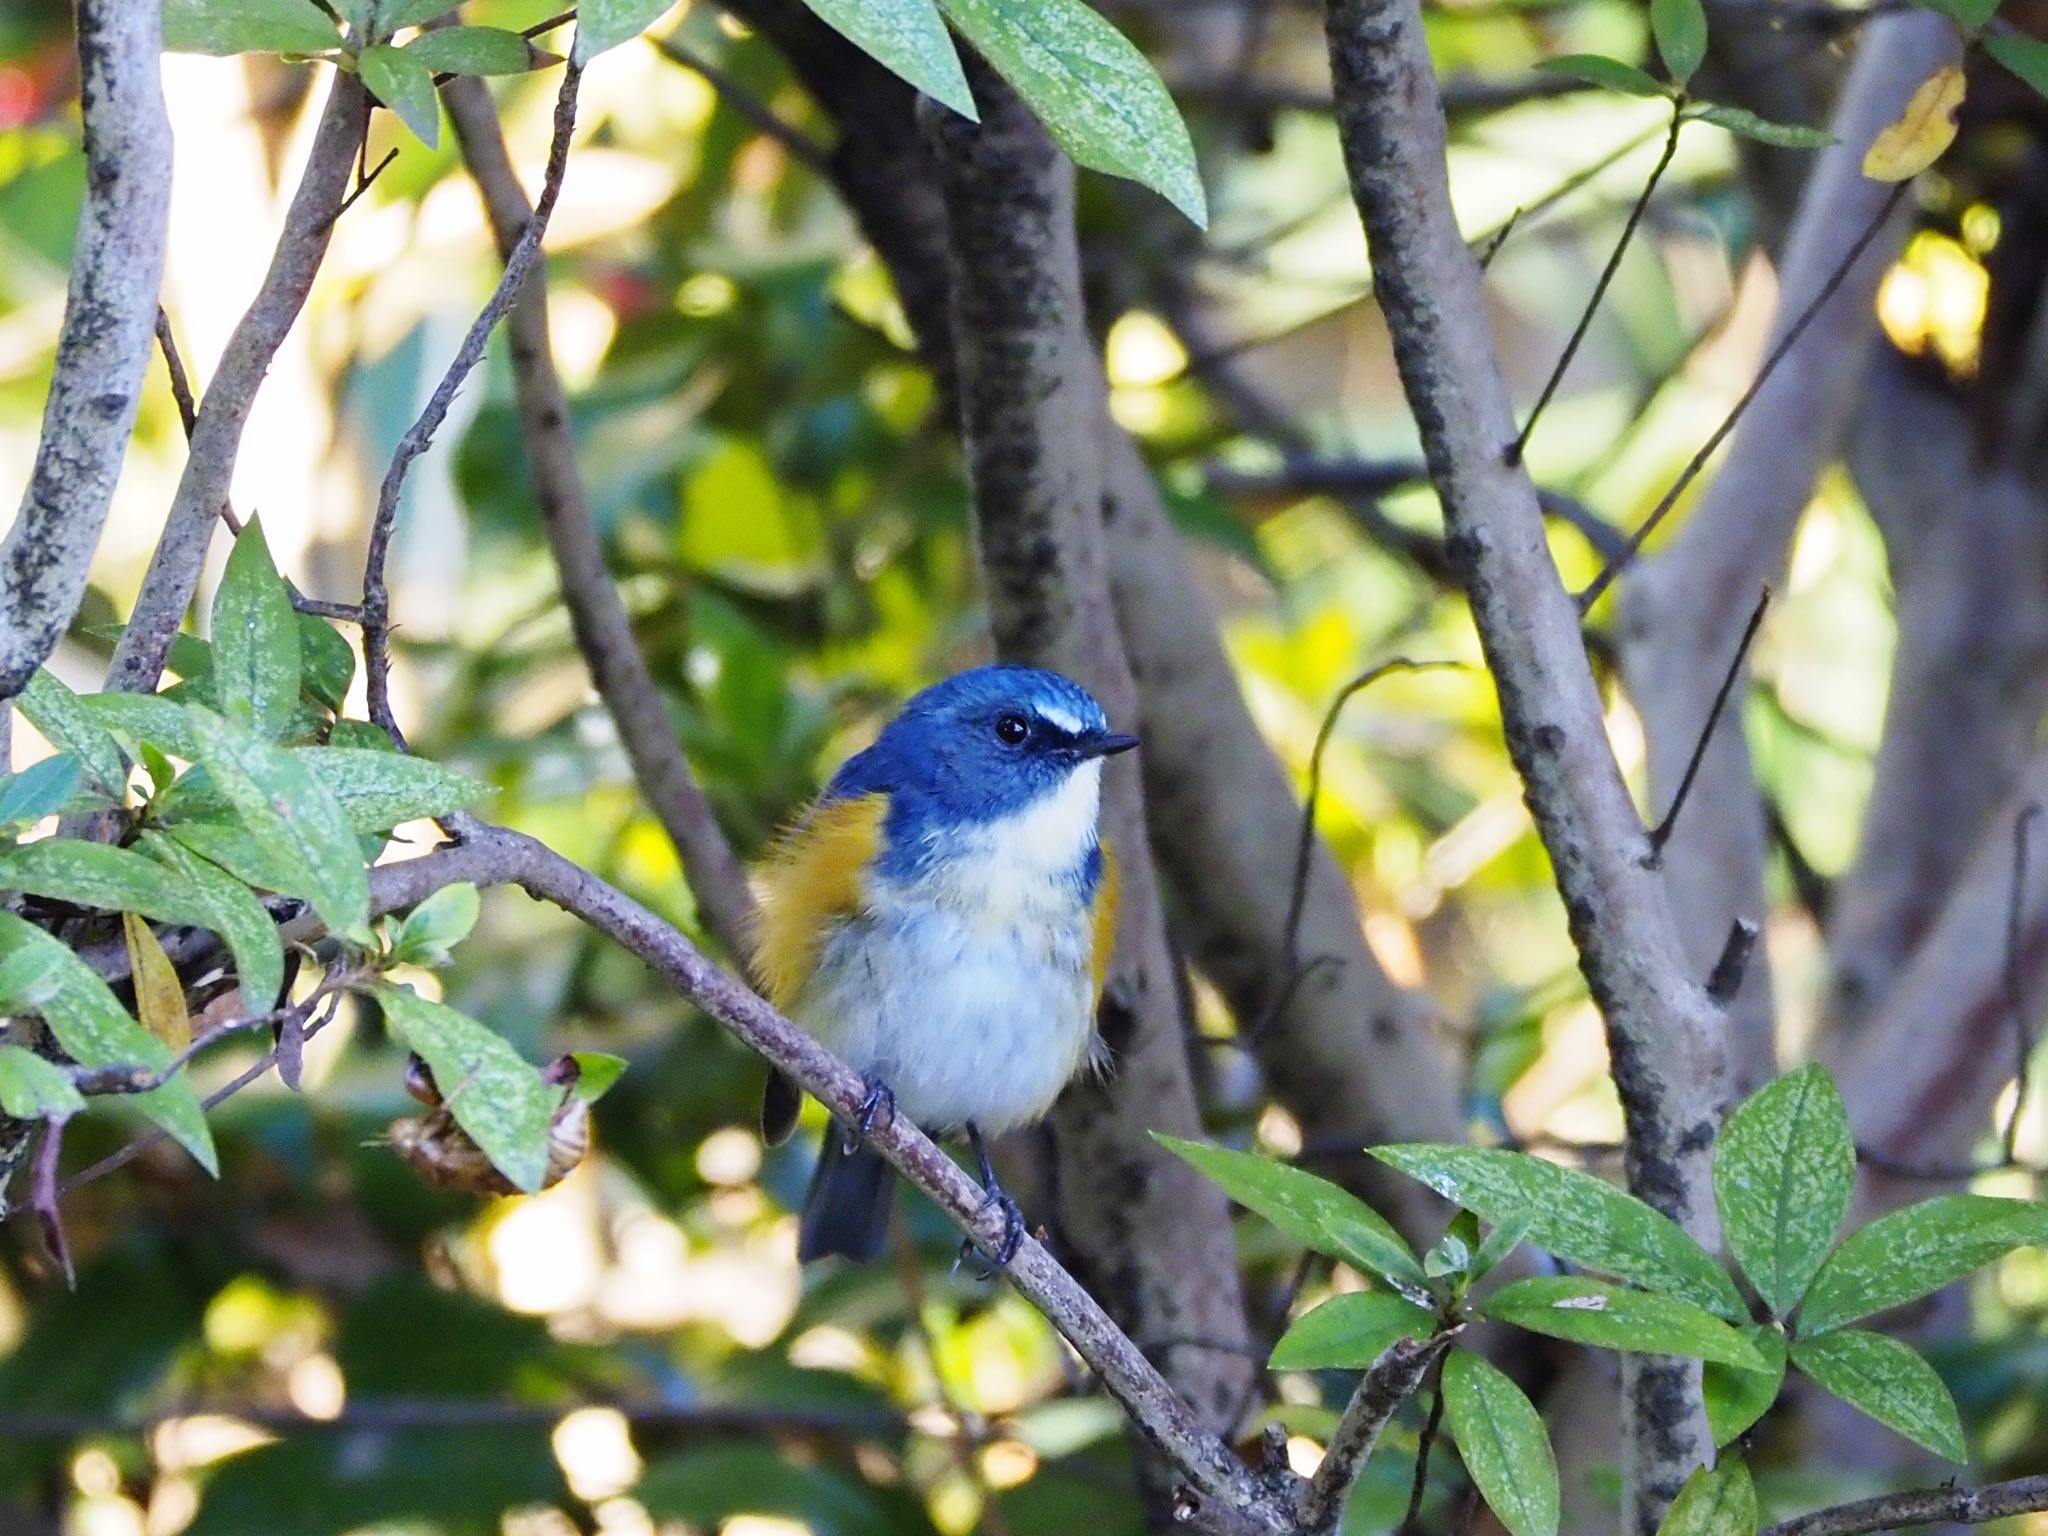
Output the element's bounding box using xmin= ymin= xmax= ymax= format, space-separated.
xmin=122 ymin=912 xmax=191 ymax=1050
xmin=1864 ymin=67 xmax=1965 ymax=181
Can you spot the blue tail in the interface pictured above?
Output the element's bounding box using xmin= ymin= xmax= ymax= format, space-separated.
xmin=798 ymin=1135 xmax=894 ymax=1262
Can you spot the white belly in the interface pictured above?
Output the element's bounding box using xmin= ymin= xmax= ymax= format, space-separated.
xmin=793 ymin=898 xmax=1098 ymax=1133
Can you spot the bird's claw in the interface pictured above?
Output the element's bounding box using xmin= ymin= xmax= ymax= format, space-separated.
xmin=951 ymin=1186 xmax=1025 ymax=1280
xmin=841 ymin=1071 xmax=896 ymax=1154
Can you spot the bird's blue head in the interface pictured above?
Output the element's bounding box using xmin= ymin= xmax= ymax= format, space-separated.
xmin=825 ymin=666 xmax=1137 ymax=879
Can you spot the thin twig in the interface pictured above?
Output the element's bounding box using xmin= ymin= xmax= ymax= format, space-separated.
xmin=1705 ymin=919 xmax=1762 ymax=1006
xmin=31 ymin=1113 xmax=72 ymax=1284
xmin=1644 ymin=585 xmax=1771 ymax=862
xmin=155 ymin=309 xmax=199 ymax=439
xmin=1297 ymin=1331 xmax=1458 ymax=1536
xmin=652 ymin=34 xmax=832 ymax=174
xmin=361 ymin=60 xmax=584 ymax=737
xmin=1759 ymin=1473 xmax=2048 ymax=1535
xmin=325 ymin=146 xmax=399 ymax=228
xmin=1394 ymin=1374 xmax=1446 ymax=1536
xmin=2003 ymin=804 xmax=2042 ymax=1163
xmin=1508 ymin=101 xmax=1684 ymax=466
xmin=1255 ymin=658 xmax=1462 ymax=1042
xmin=1576 ymin=184 xmax=1909 ymax=612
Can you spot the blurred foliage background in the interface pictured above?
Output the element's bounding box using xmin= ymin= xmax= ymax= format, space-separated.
xmin=1 ymin=0 xmax=2043 ymax=1531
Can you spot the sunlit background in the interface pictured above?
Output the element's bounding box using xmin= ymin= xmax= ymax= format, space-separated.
xmin=0 ymin=0 xmax=2038 ymax=1530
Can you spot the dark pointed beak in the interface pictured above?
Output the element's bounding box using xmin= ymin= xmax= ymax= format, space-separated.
xmin=1077 ymin=731 xmax=1141 ymax=761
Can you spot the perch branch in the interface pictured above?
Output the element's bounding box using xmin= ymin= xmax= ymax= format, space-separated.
xmin=1760 ymin=1474 xmax=2048 ymax=1535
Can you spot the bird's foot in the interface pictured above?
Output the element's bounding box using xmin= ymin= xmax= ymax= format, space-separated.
xmin=841 ymin=1071 xmax=895 ymax=1154
xmin=951 ymin=1121 xmax=1025 ymax=1278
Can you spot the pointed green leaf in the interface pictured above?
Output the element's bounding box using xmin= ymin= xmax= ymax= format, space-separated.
xmin=572 ymin=0 xmax=681 ymax=62
xmin=1986 ymin=33 xmax=2048 ymax=99
xmin=1691 ymin=104 xmax=1835 ymax=148
xmin=1533 ymin=54 xmax=1670 ymax=98
xmin=1656 ymin=1457 xmax=1757 ymax=1536
xmin=1156 ymin=1135 xmax=1428 ymax=1297
xmin=1478 ymin=1278 xmax=1766 ymax=1367
xmin=293 ymin=747 xmax=492 ymax=834
xmin=186 ymin=707 xmax=368 ymax=939
xmin=0 ymin=839 xmax=213 ymax=928
xmin=1650 ymin=0 xmax=1707 ymax=82
xmin=377 ymin=0 xmax=462 ymax=31
xmin=0 ymin=913 xmax=216 ymax=1173
xmin=1472 ymin=1210 xmax=1535 ymax=1282
xmin=297 ymin=615 xmax=356 ymax=713
xmin=403 ymin=24 xmax=554 ymax=74
xmin=164 ymin=822 xmax=314 ymax=905
xmin=380 ymin=984 xmax=556 ymax=1194
xmin=1704 ymin=1325 xmax=1787 ymax=1447
xmin=1269 ymin=1291 xmax=1436 ymax=1370
xmin=1714 ymin=1064 xmax=1854 ymax=1318
xmin=1442 ymin=1349 xmax=1559 ymax=1536
xmin=212 ymin=520 xmax=300 ymax=738
xmin=568 ymin=1051 xmax=628 ymax=1103
xmin=798 ymin=0 xmax=975 ymax=119
xmin=1790 ymin=1330 xmax=1965 ymax=1462
xmin=936 ymin=0 xmax=1207 ymax=225
xmin=1371 ymin=1144 xmax=1745 ymax=1319
xmin=162 ymin=0 xmax=340 ymax=55
xmin=1798 ymin=1194 xmax=2048 ymax=1334
xmin=0 ymin=1045 xmax=85 ymax=1119
xmin=18 ymin=669 xmax=126 ymax=799
xmin=138 ymin=831 xmax=287 ymax=1012
xmin=391 ymin=882 xmax=481 ymax=967
xmin=0 ymin=756 xmax=82 ymax=829
xmin=1919 ymin=0 xmax=2000 ymax=30
xmin=360 ymin=43 xmax=442 ymax=147
xmin=78 ymin=692 xmax=204 ymax=759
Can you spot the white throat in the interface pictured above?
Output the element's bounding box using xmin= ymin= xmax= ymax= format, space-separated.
xmin=984 ymin=758 xmax=1103 ymax=872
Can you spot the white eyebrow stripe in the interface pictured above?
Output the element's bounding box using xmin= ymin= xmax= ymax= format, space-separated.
xmin=1037 ymin=704 xmax=1084 ymax=734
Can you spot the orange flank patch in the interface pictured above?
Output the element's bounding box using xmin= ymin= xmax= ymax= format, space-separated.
xmin=753 ymin=793 xmax=889 ymax=1012
xmin=1092 ymin=839 xmax=1120 ymax=1001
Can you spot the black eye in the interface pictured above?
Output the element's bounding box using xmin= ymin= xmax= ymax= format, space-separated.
xmin=994 ymin=712 xmax=1031 ymax=746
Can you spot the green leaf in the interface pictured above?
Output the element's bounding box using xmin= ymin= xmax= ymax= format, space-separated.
xmin=294 ymin=747 xmax=492 ymax=834
xmin=391 ymin=882 xmax=481 ymax=967
xmin=571 ymin=0 xmax=681 ymax=62
xmin=212 ymin=520 xmax=301 ymax=738
xmin=1477 ymin=1278 xmax=1767 ymax=1367
xmin=1269 ymin=1291 xmax=1436 ymax=1370
xmin=1156 ymin=1135 xmax=1428 ymax=1297
xmin=186 ymin=706 xmax=369 ymax=940
xmin=1704 ymin=1325 xmax=1787 ymax=1447
xmin=568 ymin=1051 xmax=627 ymax=1103
xmin=379 ymin=985 xmax=556 ymax=1194
xmin=0 ymin=839 xmax=214 ymax=929
xmin=797 ymin=0 xmax=975 ymax=119
xmin=1650 ymin=0 xmax=1707 ymax=82
xmin=1713 ymin=1064 xmax=1854 ymax=1319
xmin=1655 ymin=1457 xmax=1757 ymax=1536
xmin=403 ymin=25 xmax=551 ymax=74
xmin=0 ymin=1045 xmax=85 ymax=1119
xmin=78 ymin=692 xmax=204 ymax=759
xmin=1691 ymin=104 xmax=1835 ymax=148
xmin=1798 ymin=1194 xmax=2048 ymax=1334
xmin=297 ymin=616 xmax=356 ymax=713
xmin=360 ymin=43 xmax=442 ymax=147
xmin=1442 ymin=1349 xmax=1559 ymax=1536
xmin=1532 ymin=53 xmax=1670 ymax=98
xmin=1371 ymin=1144 xmax=1745 ymax=1319
xmin=1986 ymin=32 xmax=2048 ymax=99
xmin=162 ymin=0 xmax=340 ymax=55
xmin=379 ymin=0 xmax=464 ymax=31
xmin=1919 ymin=0 xmax=2001 ymax=28
xmin=936 ymin=0 xmax=1207 ymax=226
xmin=0 ymin=756 xmax=82 ymax=829
xmin=163 ymin=822 xmax=311 ymax=902
xmin=1790 ymin=1330 xmax=1965 ymax=1462
xmin=18 ymin=669 xmax=127 ymax=799
xmin=137 ymin=831 xmax=287 ymax=1011
xmin=1472 ymin=1210 xmax=1535 ymax=1282
xmin=0 ymin=913 xmax=216 ymax=1173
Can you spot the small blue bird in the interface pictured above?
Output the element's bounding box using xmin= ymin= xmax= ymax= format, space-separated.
xmin=754 ymin=665 xmax=1136 ymax=1264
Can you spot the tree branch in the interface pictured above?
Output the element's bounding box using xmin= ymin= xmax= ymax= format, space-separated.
xmin=1297 ymin=1331 xmax=1457 ymax=1536
xmin=0 ymin=0 xmax=173 ymax=701
xmin=920 ymin=62 xmax=1262 ymax=1505
xmin=104 ymin=72 xmax=367 ymax=697
xmin=1320 ymin=0 xmax=1732 ymax=1523
xmin=438 ymin=73 xmax=757 ymax=965
xmin=1759 ymin=1474 xmax=2048 ymax=1536
xmin=362 ymin=62 xmax=584 ymax=738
